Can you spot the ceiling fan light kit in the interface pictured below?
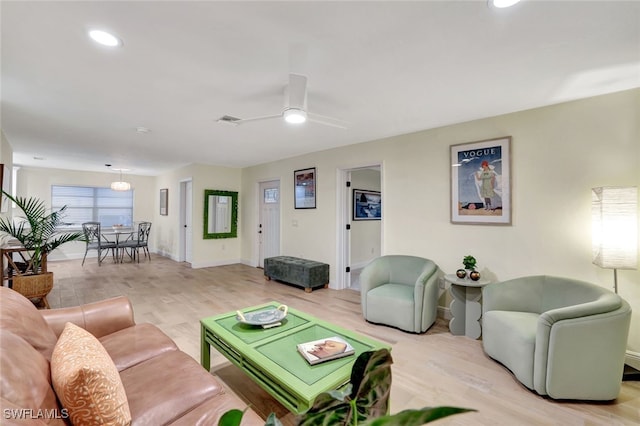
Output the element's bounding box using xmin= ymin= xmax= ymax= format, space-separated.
xmin=490 ymin=0 xmax=521 ymax=8
xmin=218 ymin=73 xmax=347 ymax=129
xmin=283 ymin=108 xmax=307 ymax=124
xmin=88 ymin=29 xmax=122 ymax=47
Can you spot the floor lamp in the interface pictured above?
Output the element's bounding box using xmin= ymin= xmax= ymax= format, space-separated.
xmin=592 ymin=186 xmax=638 ymax=381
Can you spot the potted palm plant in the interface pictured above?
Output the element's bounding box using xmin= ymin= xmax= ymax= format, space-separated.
xmin=0 ymin=190 xmax=84 ymax=307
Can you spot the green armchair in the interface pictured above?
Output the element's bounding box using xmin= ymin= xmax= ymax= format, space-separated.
xmin=482 ymin=275 xmax=631 ymax=400
xmin=360 ymin=255 xmax=439 ymax=333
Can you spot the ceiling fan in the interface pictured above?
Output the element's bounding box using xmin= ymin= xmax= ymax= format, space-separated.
xmin=217 ymin=73 xmax=347 ymax=129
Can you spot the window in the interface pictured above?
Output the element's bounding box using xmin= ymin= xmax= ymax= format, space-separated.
xmin=51 ymin=185 xmax=133 ymax=228
xmin=264 ymin=188 xmax=278 ymax=203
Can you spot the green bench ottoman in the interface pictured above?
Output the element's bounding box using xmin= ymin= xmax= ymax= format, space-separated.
xmin=264 ymin=256 xmax=329 ymax=292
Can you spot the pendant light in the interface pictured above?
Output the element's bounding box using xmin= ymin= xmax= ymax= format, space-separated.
xmin=110 ymin=168 xmax=131 ymax=191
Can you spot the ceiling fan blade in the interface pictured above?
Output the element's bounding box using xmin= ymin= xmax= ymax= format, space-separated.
xmin=287 ymin=73 xmax=308 ymax=110
xmin=217 ymin=114 xmax=281 ymax=126
xmin=308 ymin=112 xmax=348 ymax=129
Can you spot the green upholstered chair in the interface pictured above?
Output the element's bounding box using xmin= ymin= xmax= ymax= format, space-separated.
xmin=482 ymin=275 xmax=631 ymax=401
xmin=360 ymin=255 xmax=439 ymax=333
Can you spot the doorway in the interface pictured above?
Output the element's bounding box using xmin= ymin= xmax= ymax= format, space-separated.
xmin=337 ymin=165 xmax=382 ymax=290
xmin=258 ymin=180 xmax=280 ymax=268
xmin=179 ymin=179 xmax=193 ymax=263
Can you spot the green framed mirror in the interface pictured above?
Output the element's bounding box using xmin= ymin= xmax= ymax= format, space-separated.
xmin=203 ymin=190 xmax=238 ymax=239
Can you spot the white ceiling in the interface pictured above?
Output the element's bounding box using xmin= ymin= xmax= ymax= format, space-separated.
xmin=2 ymin=1 xmax=639 ymax=176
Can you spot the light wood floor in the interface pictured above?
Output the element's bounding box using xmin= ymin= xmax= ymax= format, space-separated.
xmin=46 ymin=256 xmax=640 ymax=425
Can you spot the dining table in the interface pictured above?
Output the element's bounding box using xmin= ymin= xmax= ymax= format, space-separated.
xmin=101 ymin=226 xmax=135 ymax=263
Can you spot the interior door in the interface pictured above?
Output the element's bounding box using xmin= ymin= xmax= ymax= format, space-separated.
xmin=258 ymin=180 xmax=280 ymax=268
xmin=180 ymin=179 xmax=193 ymax=263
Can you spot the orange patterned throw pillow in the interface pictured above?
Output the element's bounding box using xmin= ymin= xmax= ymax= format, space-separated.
xmin=51 ymin=322 xmax=131 ymax=426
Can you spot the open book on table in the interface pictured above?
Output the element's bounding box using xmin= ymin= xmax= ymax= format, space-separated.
xmin=297 ymin=336 xmax=355 ymax=365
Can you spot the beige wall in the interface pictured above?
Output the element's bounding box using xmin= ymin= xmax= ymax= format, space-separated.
xmin=6 ymin=89 xmax=639 ymax=366
xmin=14 ymin=167 xmax=156 ymax=261
xmin=154 ymin=163 xmax=241 ymax=268
xmin=15 ymin=163 xmax=242 ymax=267
xmin=240 ymin=89 xmax=640 ymax=364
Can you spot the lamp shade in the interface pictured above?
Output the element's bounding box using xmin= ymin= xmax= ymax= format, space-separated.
xmin=592 ymin=186 xmax=638 ymax=269
xmin=111 ymin=181 xmax=131 ymax=191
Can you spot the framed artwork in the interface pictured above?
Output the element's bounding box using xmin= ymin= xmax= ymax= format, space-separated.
xmin=450 ymin=136 xmax=512 ymax=225
xmin=294 ymin=167 xmax=316 ymax=209
xmin=159 ymin=188 xmax=168 ymax=215
xmin=353 ymin=189 xmax=381 ymax=220
xmin=0 ymin=164 xmax=8 ymax=213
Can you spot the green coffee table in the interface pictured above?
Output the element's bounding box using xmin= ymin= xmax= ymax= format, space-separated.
xmin=200 ymin=302 xmax=389 ymax=414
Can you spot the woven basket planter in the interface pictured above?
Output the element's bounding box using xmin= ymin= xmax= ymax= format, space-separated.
xmin=12 ymin=272 xmax=53 ymax=309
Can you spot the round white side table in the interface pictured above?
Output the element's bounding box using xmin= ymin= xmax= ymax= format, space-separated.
xmin=445 ymin=274 xmax=490 ymax=339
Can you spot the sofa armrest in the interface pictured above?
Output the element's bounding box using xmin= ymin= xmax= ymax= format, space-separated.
xmin=533 ymin=298 xmax=631 ymax=399
xmin=40 ymin=296 xmax=135 ymax=338
xmin=414 ymin=260 xmax=437 ymax=287
xmin=538 ymin=293 xmax=622 ymax=326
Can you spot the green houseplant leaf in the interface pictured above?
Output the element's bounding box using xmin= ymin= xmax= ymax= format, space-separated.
xmin=363 ymin=406 xmax=475 ymax=426
xmin=218 ymin=409 xmax=283 ymax=426
xmin=462 ymin=255 xmax=477 ymax=270
xmin=0 ymin=190 xmax=84 ymax=272
xmin=297 ymin=348 xmax=393 ymax=426
xmin=218 ymin=348 xmax=473 ymax=426
xmin=218 ymin=409 xmax=245 ymax=426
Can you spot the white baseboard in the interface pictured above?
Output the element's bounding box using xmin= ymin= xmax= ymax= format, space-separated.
xmin=350 ymin=260 xmax=372 ymax=271
xmin=190 ymin=258 xmax=242 ymax=269
xmin=438 ymin=306 xmax=452 ymax=321
xmin=626 ymin=350 xmax=640 ymax=371
xmin=240 ymin=258 xmax=256 ymax=267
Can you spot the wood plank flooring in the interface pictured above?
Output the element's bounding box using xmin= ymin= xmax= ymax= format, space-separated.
xmin=46 ymin=256 xmax=640 ymax=425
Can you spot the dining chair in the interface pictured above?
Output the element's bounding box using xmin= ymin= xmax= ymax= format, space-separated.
xmin=119 ymin=221 xmax=151 ymax=263
xmin=81 ymin=222 xmax=117 ymax=266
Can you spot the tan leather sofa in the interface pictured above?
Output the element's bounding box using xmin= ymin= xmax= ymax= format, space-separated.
xmin=0 ymin=286 xmax=263 ymax=425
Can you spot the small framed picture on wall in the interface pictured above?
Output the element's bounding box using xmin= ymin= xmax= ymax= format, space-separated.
xmin=159 ymin=188 xmax=168 ymax=215
xmin=353 ymin=189 xmax=381 ymax=221
xmin=294 ymin=167 xmax=316 ymax=209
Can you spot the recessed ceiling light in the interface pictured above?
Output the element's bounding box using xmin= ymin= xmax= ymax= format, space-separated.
xmin=490 ymin=0 xmax=521 ymax=8
xmin=88 ymin=29 xmax=122 ymax=47
xmin=135 ymin=127 xmax=150 ymax=133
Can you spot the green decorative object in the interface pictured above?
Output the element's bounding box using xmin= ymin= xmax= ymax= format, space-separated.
xmin=201 ymin=302 xmax=390 ymax=415
xmin=462 ymin=255 xmax=477 ymax=271
xmin=203 ymin=189 xmax=238 ymax=239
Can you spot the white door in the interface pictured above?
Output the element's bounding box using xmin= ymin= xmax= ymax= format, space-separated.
xmin=259 ymin=180 xmax=280 ymax=268
xmin=180 ymin=180 xmax=193 ymax=263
